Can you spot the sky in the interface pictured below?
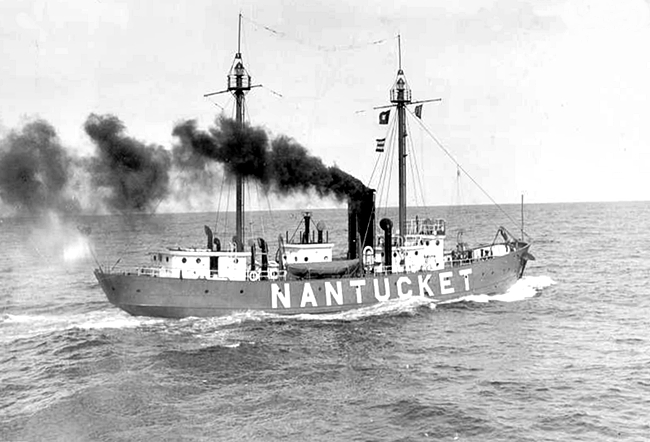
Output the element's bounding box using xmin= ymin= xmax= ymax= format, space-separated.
xmin=1 ymin=0 xmax=649 ymax=212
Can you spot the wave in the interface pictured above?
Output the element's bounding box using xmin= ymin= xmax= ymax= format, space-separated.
xmin=290 ymin=296 xmax=436 ymax=322
xmin=1 ymin=310 xmax=165 ymax=344
xmin=440 ymin=275 xmax=556 ymax=304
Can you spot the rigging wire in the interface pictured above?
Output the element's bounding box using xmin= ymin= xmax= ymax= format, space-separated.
xmin=367 ymin=148 xmax=383 ymax=187
xmin=407 ymin=107 xmax=530 ymax=239
xmin=254 ymin=181 xmax=272 ymax=240
xmin=221 ymin=178 xmax=232 ymax=241
xmin=213 ymin=172 xmax=227 ymax=235
xmin=404 ymin=114 xmax=427 ymax=208
xmin=377 ymin=118 xmax=397 ymax=220
xmin=246 ymin=177 xmax=254 ymax=241
xmin=241 ymin=15 xmax=394 ymax=53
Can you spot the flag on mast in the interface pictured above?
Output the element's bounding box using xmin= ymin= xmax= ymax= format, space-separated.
xmin=414 ymin=104 xmax=423 ymax=119
xmin=376 ymin=138 xmax=386 ymax=152
xmin=378 ymin=110 xmax=390 ymax=125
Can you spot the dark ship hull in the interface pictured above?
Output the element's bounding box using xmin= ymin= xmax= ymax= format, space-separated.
xmin=95 ymin=243 xmax=531 ymax=318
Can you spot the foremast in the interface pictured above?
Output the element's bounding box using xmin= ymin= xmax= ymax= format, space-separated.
xmin=227 ymin=13 xmax=251 ymax=251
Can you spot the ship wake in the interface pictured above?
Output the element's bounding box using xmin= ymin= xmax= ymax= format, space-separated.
xmin=439 ymin=275 xmax=556 ymax=305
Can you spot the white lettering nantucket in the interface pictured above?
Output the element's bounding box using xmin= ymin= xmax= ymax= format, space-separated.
xmin=271 ymin=283 xmax=291 ymax=309
xmin=373 ymin=278 xmax=391 ymax=302
xmin=459 ymin=268 xmax=473 ymax=291
xmin=300 ymin=283 xmax=318 ymax=308
xmin=325 ymin=281 xmax=343 ymax=306
xmin=397 ymin=276 xmax=413 ymax=299
xmin=349 ymin=279 xmax=366 ymax=304
xmin=418 ymin=274 xmax=434 ymax=297
xmin=439 ymin=271 xmax=455 ymax=295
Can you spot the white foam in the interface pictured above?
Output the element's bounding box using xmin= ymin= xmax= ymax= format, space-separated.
xmin=441 ymin=275 xmax=556 ymax=305
xmin=2 ymin=311 xmax=163 ymax=334
xmin=290 ymin=295 xmax=436 ymax=322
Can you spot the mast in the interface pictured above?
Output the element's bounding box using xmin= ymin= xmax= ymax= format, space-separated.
xmin=390 ymin=35 xmax=412 ymax=236
xmin=227 ymin=13 xmax=251 ymax=251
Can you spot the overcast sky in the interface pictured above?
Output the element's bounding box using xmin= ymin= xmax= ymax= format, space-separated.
xmin=2 ymin=0 xmax=649 ymax=209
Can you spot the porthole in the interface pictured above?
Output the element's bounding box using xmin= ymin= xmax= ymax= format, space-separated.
xmin=294 ymin=257 xmax=298 ymax=262
xmin=415 ymin=251 xmax=419 ymax=256
xmin=196 ymin=258 xmax=201 ymax=264
xmin=234 ymin=258 xmax=239 ymax=264
xmin=304 ymin=257 xmax=309 ymax=262
xmin=393 ymin=252 xmax=397 ymax=258
xmin=426 ymin=241 xmax=430 ymax=246
xmin=204 ymin=290 xmax=209 ymax=294
xmin=435 ymin=240 xmax=440 ymax=246
xmin=182 ymin=258 xmax=187 ymax=264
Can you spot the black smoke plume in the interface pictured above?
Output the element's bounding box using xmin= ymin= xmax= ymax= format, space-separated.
xmin=0 ymin=114 xmax=367 ymax=216
xmin=173 ymin=116 xmax=368 ymax=201
xmin=0 ymin=119 xmax=79 ymax=215
xmin=173 ymin=117 xmax=269 ymax=183
xmin=84 ymin=114 xmax=171 ymax=212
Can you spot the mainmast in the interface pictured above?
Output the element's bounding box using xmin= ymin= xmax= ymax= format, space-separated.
xmin=227 ymin=13 xmax=251 ymax=251
xmin=390 ymin=35 xmax=412 ymax=237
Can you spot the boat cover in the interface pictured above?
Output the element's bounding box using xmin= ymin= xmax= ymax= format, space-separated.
xmin=286 ymin=259 xmax=360 ymax=279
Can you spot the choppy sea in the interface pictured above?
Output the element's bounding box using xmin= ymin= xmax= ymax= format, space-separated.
xmin=1 ymin=202 xmax=649 ymax=441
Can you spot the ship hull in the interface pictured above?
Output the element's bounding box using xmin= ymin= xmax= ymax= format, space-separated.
xmin=95 ymin=244 xmax=531 ymax=318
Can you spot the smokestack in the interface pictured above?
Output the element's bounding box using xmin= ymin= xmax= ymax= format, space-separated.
xmin=347 ymin=189 xmax=375 ymax=259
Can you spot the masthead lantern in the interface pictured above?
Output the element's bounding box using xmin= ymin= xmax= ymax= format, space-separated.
xmin=228 ymin=53 xmax=251 ymax=91
xmin=390 ymin=69 xmax=411 ymax=104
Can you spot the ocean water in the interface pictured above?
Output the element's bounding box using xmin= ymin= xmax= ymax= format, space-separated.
xmin=1 ymin=202 xmax=649 ymax=441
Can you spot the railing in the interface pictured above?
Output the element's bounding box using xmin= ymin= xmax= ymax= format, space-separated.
xmin=404 ymin=218 xmax=446 ymax=236
xmin=136 ymin=267 xmax=161 ymax=277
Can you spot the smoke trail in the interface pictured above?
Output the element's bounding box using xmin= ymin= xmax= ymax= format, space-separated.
xmin=84 ymin=114 xmax=171 ymax=212
xmin=269 ymin=135 xmax=367 ymax=200
xmin=173 ymin=117 xmax=269 ymax=183
xmin=1 ymin=114 xmax=367 ymax=216
xmin=173 ymin=117 xmax=368 ymax=201
xmin=0 ymin=119 xmax=79 ymax=215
